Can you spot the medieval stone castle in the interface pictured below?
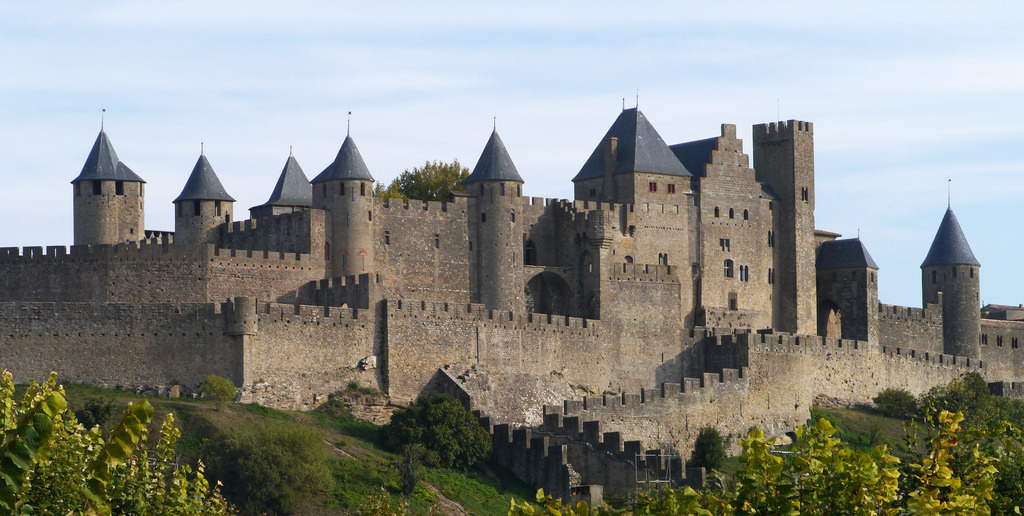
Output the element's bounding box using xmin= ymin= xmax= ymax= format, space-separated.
xmin=2 ymin=108 xmax=1022 ymax=498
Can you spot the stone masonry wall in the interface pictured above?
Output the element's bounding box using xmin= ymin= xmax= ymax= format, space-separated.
xmin=219 ymin=209 xmax=325 ymax=256
xmin=0 ymin=301 xmax=240 ymax=388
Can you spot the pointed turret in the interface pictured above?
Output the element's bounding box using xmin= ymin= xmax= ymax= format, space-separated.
xmin=72 ymin=129 xmax=145 ymax=245
xmin=173 ymin=153 xmax=234 ymax=245
xmin=251 ymin=154 xmax=312 ymax=219
xmin=312 ymin=134 xmax=375 ymax=277
xmin=463 ymin=129 xmax=524 ymax=184
xmin=921 ymin=208 xmax=980 ymax=267
xmin=921 ymin=207 xmax=981 ymax=359
xmin=572 ymin=108 xmax=690 ymax=203
xmin=466 ymin=128 xmax=524 ymax=312
xmin=312 ymin=135 xmax=373 ymax=183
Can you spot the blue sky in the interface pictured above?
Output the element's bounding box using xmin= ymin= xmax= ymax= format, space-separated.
xmin=2 ymin=1 xmax=1023 ymax=309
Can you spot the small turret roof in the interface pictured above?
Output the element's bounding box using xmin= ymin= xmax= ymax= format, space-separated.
xmin=258 ymin=155 xmax=312 ymax=208
xmin=174 ymin=154 xmax=235 ymax=202
xmin=817 ymin=238 xmax=879 ymax=270
xmin=71 ymin=130 xmax=145 ymax=183
xmin=573 ymin=108 xmax=692 ymax=182
xmin=312 ymin=135 xmax=373 ymax=183
xmin=921 ymin=208 xmax=980 ymax=267
xmin=464 ymin=129 xmax=523 ymax=183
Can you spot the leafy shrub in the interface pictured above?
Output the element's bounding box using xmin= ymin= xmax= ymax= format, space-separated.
xmin=201 ymin=374 xmax=237 ymax=409
xmin=203 ymin=420 xmax=331 ymax=515
xmin=74 ymin=396 xmax=116 ymax=428
xmin=873 ymin=387 xmax=917 ymax=418
xmin=382 ymin=394 xmax=491 ymax=470
xmin=686 ymin=426 xmax=726 ymax=471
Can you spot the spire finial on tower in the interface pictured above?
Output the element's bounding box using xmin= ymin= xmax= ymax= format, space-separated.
xmin=347 ymin=111 xmax=352 ymax=136
xmin=635 ymin=89 xmax=639 ymax=109
xmin=493 ymin=116 xmax=496 ymax=131
xmin=948 ymin=177 xmax=952 ymax=208
xmin=101 ymin=107 xmax=105 ymax=130
xmin=289 ymin=145 xmax=293 ymax=157
xmin=201 ymin=141 xmax=204 ymax=155
xmin=622 ymin=97 xmax=625 ymax=111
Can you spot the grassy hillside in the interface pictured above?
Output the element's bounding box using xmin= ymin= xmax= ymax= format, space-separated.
xmin=55 ymin=383 xmax=534 ymax=515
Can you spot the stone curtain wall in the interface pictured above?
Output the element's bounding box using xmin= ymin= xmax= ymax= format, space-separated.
xmin=374 ymin=198 xmax=472 ymax=303
xmin=219 ymin=209 xmax=325 ymax=256
xmin=241 ymin=302 xmax=377 ymax=410
xmin=878 ymin=302 xmax=943 ymax=355
xmin=0 ymin=301 xmax=240 ymax=388
xmin=0 ymin=244 xmax=326 ymax=304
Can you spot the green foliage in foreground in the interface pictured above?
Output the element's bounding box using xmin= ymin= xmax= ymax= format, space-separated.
xmin=0 ymin=371 xmax=232 ymax=514
xmin=382 ymin=394 xmax=492 ymax=470
xmin=510 ymin=410 xmax=1023 ymax=515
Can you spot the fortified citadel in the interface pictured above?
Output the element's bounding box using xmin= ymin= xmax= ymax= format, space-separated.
xmin=2 ymin=108 xmax=1022 ymax=499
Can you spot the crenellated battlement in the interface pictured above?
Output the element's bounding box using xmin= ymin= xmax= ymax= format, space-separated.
xmin=0 ymin=300 xmax=223 ymax=323
xmin=379 ymin=196 xmax=468 ymax=214
xmin=610 ymin=263 xmax=678 ymax=283
xmin=880 ymin=345 xmax=982 ymax=370
xmin=754 ymin=120 xmax=813 ymax=141
xmin=878 ymin=302 xmax=941 ymax=324
xmin=0 ymin=241 xmax=322 ymax=271
xmin=309 ymin=273 xmax=379 ymax=309
xmin=257 ymin=301 xmax=366 ymax=325
xmin=386 ymin=299 xmax=598 ymax=334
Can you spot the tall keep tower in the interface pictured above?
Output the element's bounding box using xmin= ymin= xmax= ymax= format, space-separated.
xmin=311 ymin=135 xmax=374 ymax=277
xmin=465 ymin=129 xmax=525 ymax=312
xmin=72 ymin=129 xmax=146 ymax=245
xmin=173 ymin=153 xmax=235 ymax=245
xmin=921 ymin=208 xmax=981 ymax=358
xmin=753 ymin=120 xmax=817 ymax=335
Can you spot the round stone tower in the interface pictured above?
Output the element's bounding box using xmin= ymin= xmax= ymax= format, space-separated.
xmin=465 ymin=129 xmax=525 ymax=312
xmin=173 ymin=153 xmax=235 ymax=246
xmin=72 ymin=129 xmax=146 ymax=245
xmin=921 ymin=207 xmax=981 ymax=359
xmin=311 ymin=134 xmax=375 ymax=277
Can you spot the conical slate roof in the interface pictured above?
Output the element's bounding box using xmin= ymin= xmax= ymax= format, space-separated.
xmin=817 ymin=238 xmax=879 ymax=270
xmin=464 ymin=129 xmax=523 ymax=183
xmin=258 ymin=155 xmax=312 ymax=207
xmin=71 ymin=130 xmax=145 ymax=183
xmin=174 ymin=154 xmax=235 ymax=202
xmin=312 ymin=135 xmax=373 ymax=183
xmin=573 ymin=108 xmax=692 ymax=182
xmin=921 ymin=208 xmax=980 ymax=267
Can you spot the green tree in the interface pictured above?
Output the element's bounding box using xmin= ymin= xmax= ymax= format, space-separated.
xmin=0 ymin=371 xmax=232 ymax=514
xmin=374 ymin=160 xmax=470 ymax=202
xmin=202 ymin=419 xmax=331 ymax=515
xmin=687 ymin=427 xmax=727 ymax=471
xmin=382 ymin=394 xmax=491 ymax=470
xmin=201 ymin=374 xmax=237 ymax=410
xmin=873 ymin=387 xmax=917 ymax=418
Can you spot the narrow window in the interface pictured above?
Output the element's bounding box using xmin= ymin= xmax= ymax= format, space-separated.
xmin=769 ymin=201 xmax=773 ymax=211
xmin=525 ymin=241 xmax=536 ymax=265
xmin=714 ymin=207 xmax=720 ymax=218
xmin=801 ymin=187 xmax=809 ymax=201
xmin=998 ymin=336 xmax=1004 ymax=347
xmin=659 ymin=253 xmax=667 ymax=265
xmin=768 ymin=231 xmax=774 ymax=247
xmin=952 ymin=266 xmax=957 ymax=278
xmin=434 ymin=234 xmax=440 ymax=249
xmin=323 ymin=184 xmax=327 ymax=196
xmin=667 ymin=184 xmax=676 ymax=194
xmin=360 ymin=183 xmax=365 ymax=196
xmin=115 ymin=181 xmax=124 ymax=195
xmin=970 ymin=268 xmax=974 ymax=278
xmin=368 ymin=210 xmax=372 ymax=221
xmin=92 ymin=180 xmax=102 ymax=195
xmin=768 ymin=268 xmax=774 ymax=284
xmin=590 ymin=188 xmax=596 ymax=198
xmin=510 ymin=211 xmax=515 ymax=222
xmin=479 ymin=184 xmax=484 ymax=195
xmin=481 ymin=213 xmax=486 ymax=223
xmin=1013 ymin=338 xmax=1018 ymax=349
xmin=729 ymin=208 xmax=734 ymax=219
xmin=325 ymin=243 xmax=330 ymax=260
xmin=193 ymin=200 xmax=201 ymax=216
xmin=517 ymin=185 xmax=521 ymax=197
xmin=649 ymin=182 xmax=657 ymax=192
xmin=341 ymin=183 xmax=345 ymax=196
xmin=225 ymin=213 xmax=230 ymax=224
xmin=728 ymin=293 xmax=738 ymax=310
xmin=932 ymin=270 xmax=937 ymax=284
xmin=743 ymin=209 xmax=748 ymax=220
xmin=724 ymin=259 xmax=734 ymax=278
xmin=500 ymin=183 xmax=505 ymax=196
xmin=215 ymin=200 xmax=221 ymax=216
xmin=384 ymin=231 xmax=390 ymax=245
xmin=177 ymin=202 xmax=182 ymax=217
